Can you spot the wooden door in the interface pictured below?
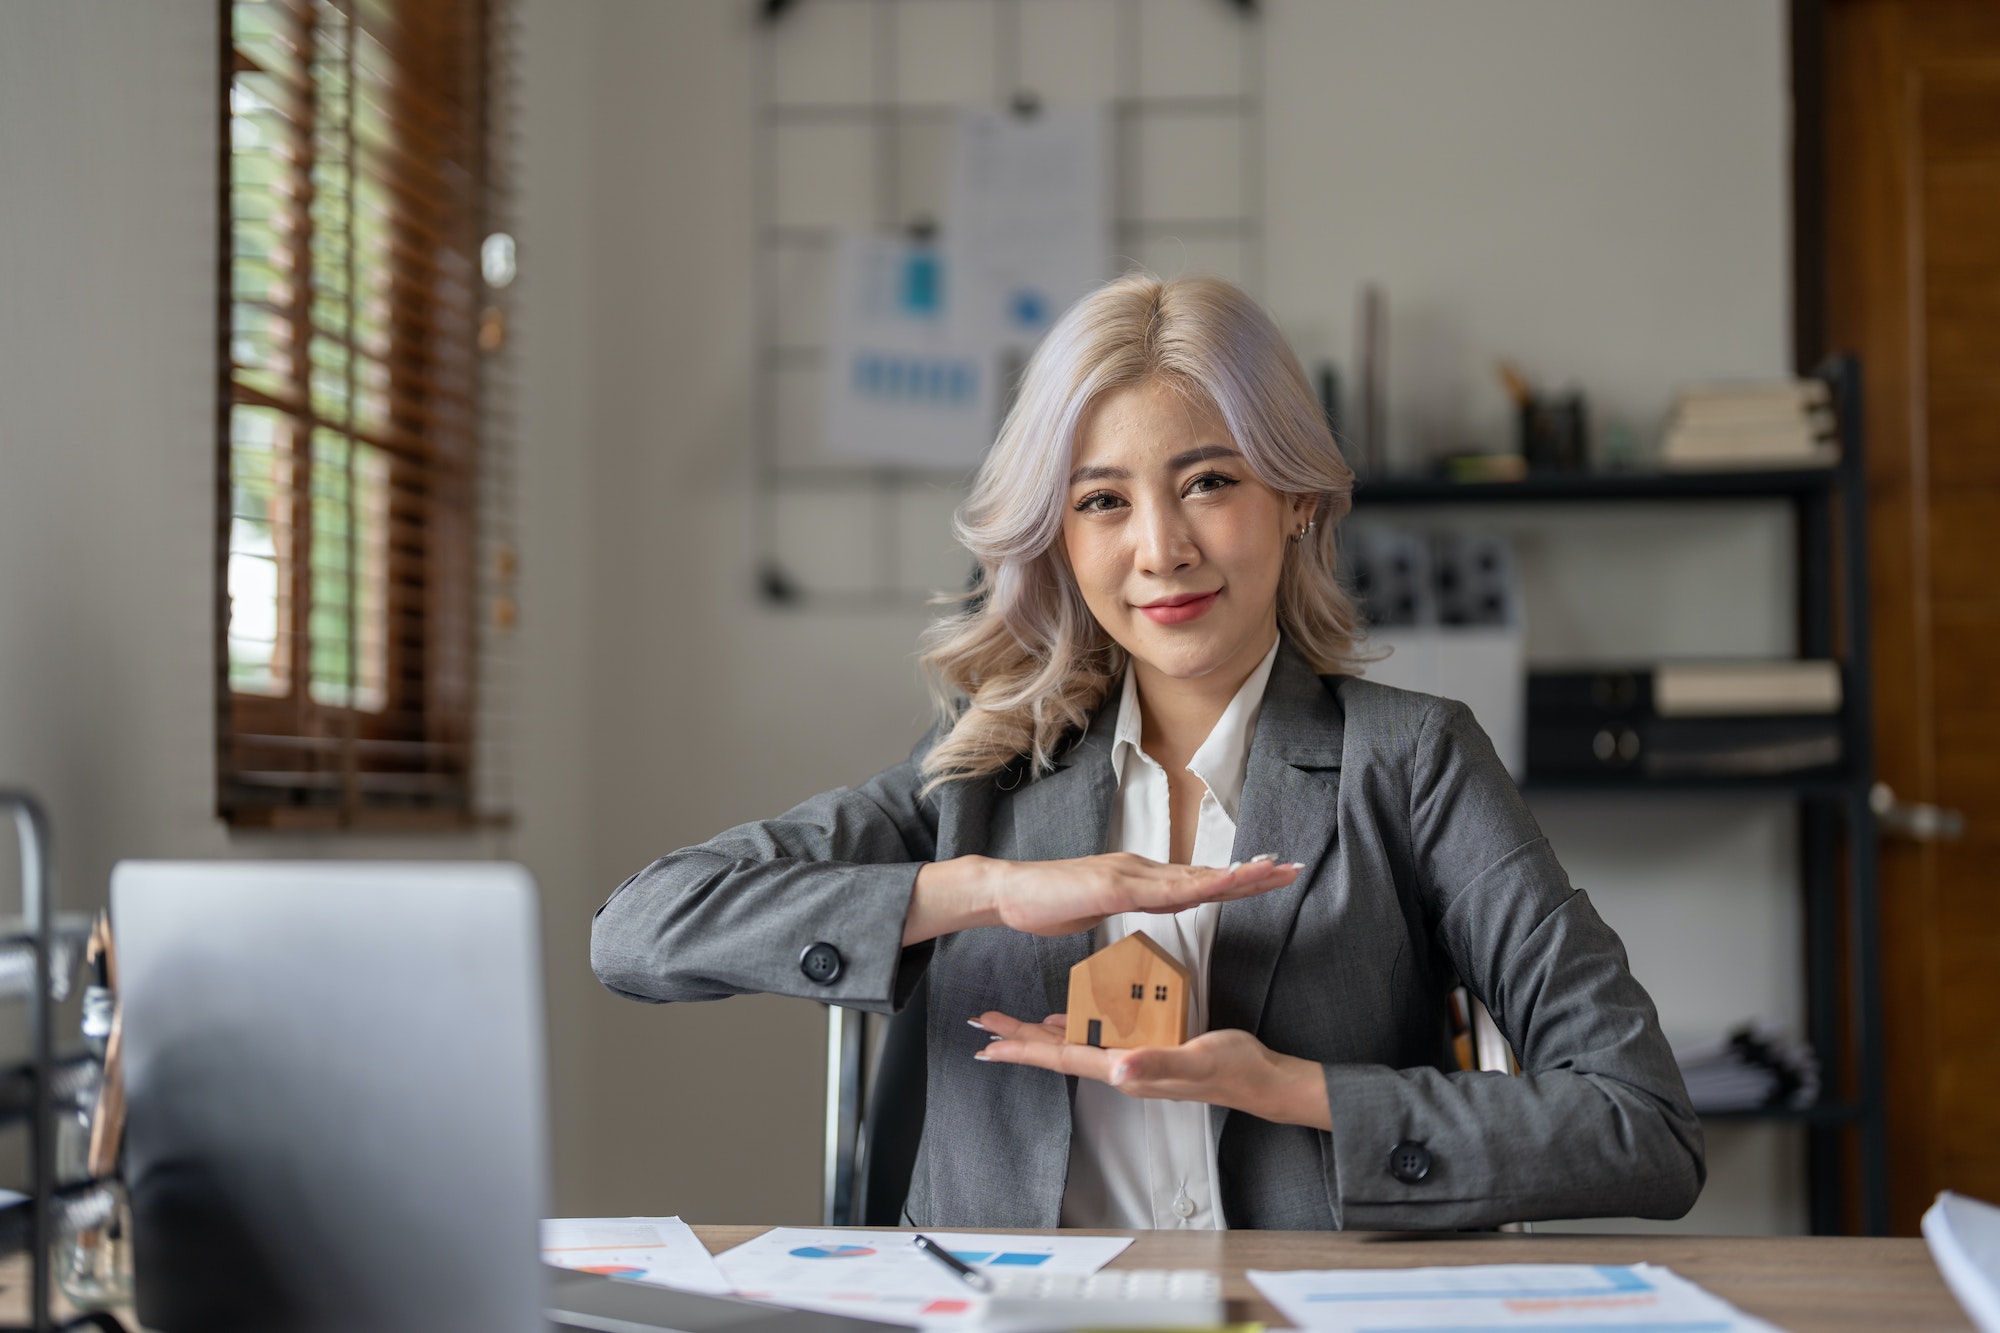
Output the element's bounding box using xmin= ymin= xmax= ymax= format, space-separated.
xmin=1821 ymin=0 xmax=2000 ymax=1235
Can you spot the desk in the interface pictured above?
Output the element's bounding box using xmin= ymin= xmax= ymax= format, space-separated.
xmin=0 ymin=1229 xmax=1971 ymax=1331
xmin=691 ymin=1227 xmax=1970 ymax=1333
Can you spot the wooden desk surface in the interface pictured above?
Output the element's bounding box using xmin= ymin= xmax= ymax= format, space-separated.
xmin=693 ymin=1226 xmax=1972 ymax=1333
xmin=0 ymin=1228 xmax=1968 ymax=1331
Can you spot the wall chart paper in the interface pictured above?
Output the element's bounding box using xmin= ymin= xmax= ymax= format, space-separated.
xmin=821 ymin=234 xmax=998 ymax=469
xmin=943 ymin=105 xmax=1112 ymax=360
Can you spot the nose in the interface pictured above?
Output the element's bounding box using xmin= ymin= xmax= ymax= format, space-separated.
xmin=1133 ymin=497 xmax=1199 ymax=578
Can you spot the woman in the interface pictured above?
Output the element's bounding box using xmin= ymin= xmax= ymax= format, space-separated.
xmin=592 ymin=274 xmax=1703 ymax=1231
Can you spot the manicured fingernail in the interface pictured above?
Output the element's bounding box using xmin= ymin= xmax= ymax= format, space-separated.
xmin=1252 ymin=853 xmax=1275 ymax=863
xmin=1229 ymin=860 xmax=1242 ymax=871
xmin=1286 ymin=861 xmax=1306 ymax=870
xmin=967 ymin=1018 xmax=990 ymax=1031
xmin=973 ymin=1050 xmax=992 ymax=1062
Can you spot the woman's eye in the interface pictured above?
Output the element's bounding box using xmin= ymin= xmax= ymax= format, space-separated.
xmin=1073 ymin=491 xmax=1124 ymax=513
xmin=1186 ymin=472 xmax=1238 ymax=496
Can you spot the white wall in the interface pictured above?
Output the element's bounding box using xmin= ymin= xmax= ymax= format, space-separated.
xmin=0 ymin=0 xmax=1802 ymax=1235
xmin=1 ymin=2 xmax=234 ymax=886
xmin=1268 ymin=0 xmax=1790 ymax=461
xmin=525 ymin=0 xmax=940 ymax=1221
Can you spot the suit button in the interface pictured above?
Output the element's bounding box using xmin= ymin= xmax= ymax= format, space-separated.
xmin=1388 ymin=1140 xmax=1432 ymax=1184
xmin=799 ymin=942 xmax=843 ymax=985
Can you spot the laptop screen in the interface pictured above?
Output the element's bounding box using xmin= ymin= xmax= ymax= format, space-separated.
xmin=114 ymin=860 xmax=550 ymax=1333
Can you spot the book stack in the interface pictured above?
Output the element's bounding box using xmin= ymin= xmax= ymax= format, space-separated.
xmin=1527 ymin=660 xmax=1843 ymax=780
xmin=1674 ymin=1023 xmax=1821 ymax=1112
xmin=1660 ymin=379 xmax=1839 ymax=471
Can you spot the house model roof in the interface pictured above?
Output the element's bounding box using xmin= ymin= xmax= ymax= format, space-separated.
xmin=1065 ymin=931 xmax=1191 ymax=1049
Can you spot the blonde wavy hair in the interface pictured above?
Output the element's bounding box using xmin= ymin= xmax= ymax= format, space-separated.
xmin=917 ymin=272 xmax=1366 ymax=794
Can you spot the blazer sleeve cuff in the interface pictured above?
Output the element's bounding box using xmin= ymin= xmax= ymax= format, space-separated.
xmin=591 ymin=856 xmax=928 ymax=1013
xmin=1319 ymin=1062 xmax=1508 ymax=1231
xmin=777 ymin=860 xmax=927 ymax=1013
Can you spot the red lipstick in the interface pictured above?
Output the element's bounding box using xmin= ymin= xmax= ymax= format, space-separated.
xmin=1137 ymin=589 xmax=1220 ymax=625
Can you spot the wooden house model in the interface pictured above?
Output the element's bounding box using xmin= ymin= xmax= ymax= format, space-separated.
xmin=1065 ymin=932 xmax=1191 ymax=1049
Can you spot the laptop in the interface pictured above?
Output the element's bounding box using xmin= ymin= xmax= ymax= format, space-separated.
xmin=113 ymin=860 xmax=904 ymax=1333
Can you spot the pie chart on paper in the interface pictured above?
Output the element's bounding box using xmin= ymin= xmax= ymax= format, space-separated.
xmin=789 ymin=1245 xmax=877 ymax=1260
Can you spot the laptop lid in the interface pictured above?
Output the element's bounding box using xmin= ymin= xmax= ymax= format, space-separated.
xmin=114 ymin=860 xmax=549 ymax=1333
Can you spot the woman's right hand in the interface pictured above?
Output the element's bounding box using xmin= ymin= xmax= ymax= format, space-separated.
xmin=903 ymin=853 xmax=1302 ymax=945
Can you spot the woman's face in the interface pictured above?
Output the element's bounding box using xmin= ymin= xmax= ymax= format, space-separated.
xmin=1061 ymin=378 xmax=1314 ymax=689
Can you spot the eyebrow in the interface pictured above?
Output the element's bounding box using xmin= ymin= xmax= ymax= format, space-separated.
xmin=1068 ymin=444 xmax=1244 ymax=486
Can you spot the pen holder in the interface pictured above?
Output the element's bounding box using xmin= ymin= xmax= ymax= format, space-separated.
xmin=1518 ymin=393 xmax=1588 ymax=471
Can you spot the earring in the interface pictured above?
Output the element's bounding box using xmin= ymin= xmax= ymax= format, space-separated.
xmin=1294 ymin=519 xmax=1315 ymax=541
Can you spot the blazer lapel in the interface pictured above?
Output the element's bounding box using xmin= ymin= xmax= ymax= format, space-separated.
xmin=1210 ymin=644 xmax=1344 ymax=1043
xmin=1006 ymin=697 xmax=1121 ymax=1018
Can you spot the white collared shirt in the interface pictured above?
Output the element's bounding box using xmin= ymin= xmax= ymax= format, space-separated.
xmin=1057 ymin=637 xmax=1281 ymax=1230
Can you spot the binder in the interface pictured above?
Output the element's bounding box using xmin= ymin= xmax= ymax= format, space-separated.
xmin=1528 ymin=666 xmax=1845 ymax=780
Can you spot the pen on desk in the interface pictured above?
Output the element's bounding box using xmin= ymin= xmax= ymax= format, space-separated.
xmin=911 ymin=1234 xmax=992 ymax=1293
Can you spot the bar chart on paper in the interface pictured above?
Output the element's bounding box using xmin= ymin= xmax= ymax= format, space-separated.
xmin=715 ymin=1229 xmax=1132 ymax=1329
xmin=1247 ymin=1264 xmax=1785 ymax=1333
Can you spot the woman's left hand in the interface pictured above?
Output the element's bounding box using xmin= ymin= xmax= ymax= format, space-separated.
xmin=970 ymin=1011 xmax=1333 ymax=1131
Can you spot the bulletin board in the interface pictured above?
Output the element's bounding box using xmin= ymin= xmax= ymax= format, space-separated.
xmin=752 ymin=0 xmax=1264 ymax=609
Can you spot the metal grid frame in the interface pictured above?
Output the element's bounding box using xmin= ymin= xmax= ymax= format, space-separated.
xmin=752 ymin=0 xmax=1264 ymax=613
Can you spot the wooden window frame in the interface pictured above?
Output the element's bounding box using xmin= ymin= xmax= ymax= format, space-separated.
xmin=217 ymin=0 xmax=506 ymax=830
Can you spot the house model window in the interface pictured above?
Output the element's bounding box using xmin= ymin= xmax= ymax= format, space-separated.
xmin=1065 ymin=933 xmax=1191 ymax=1050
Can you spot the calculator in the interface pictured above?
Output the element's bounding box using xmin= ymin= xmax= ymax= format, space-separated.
xmin=979 ymin=1268 xmax=1226 ymax=1330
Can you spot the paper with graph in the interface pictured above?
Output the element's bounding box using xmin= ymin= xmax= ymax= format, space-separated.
xmin=1248 ymin=1262 xmax=1784 ymax=1332
xmin=715 ymin=1228 xmax=1131 ymax=1328
xmin=539 ymin=1215 xmax=732 ymax=1294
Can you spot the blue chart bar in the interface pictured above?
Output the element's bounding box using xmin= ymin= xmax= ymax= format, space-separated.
xmin=849 ymin=354 xmax=980 ymax=406
xmin=947 ymin=1251 xmax=1052 ymax=1268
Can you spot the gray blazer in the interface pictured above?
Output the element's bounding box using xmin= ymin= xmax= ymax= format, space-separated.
xmin=592 ymin=643 xmax=1704 ymax=1230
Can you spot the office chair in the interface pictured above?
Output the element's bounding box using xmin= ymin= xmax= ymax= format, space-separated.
xmin=857 ymin=985 xmax=928 ymax=1225
xmin=822 ymin=986 xmax=928 ymax=1226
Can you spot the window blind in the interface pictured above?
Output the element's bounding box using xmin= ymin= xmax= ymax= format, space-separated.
xmin=219 ymin=0 xmax=514 ymax=827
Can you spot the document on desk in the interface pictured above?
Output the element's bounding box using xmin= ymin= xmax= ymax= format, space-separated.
xmin=715 ymin=1228 xmax=1132 ymax=1328
xmin=540 ymin=1216 xmax=732 ymax=1294
xmin=1248 ymin=1263 xmax=1784 ymax=1332
xmin=1923 ymin=1191 xmax=2000 ymax=1333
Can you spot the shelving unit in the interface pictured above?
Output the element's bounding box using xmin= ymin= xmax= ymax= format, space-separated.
xmin=1357 ymin=467 xmax=1839 ymax=504
xmin=0 ymin=792 xmax=60 ymax=1333
xmin=0 ymin=793 xmax=105 ymax=1331
xmin=1352 ymin=354 xmax=1883 ymax=1235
